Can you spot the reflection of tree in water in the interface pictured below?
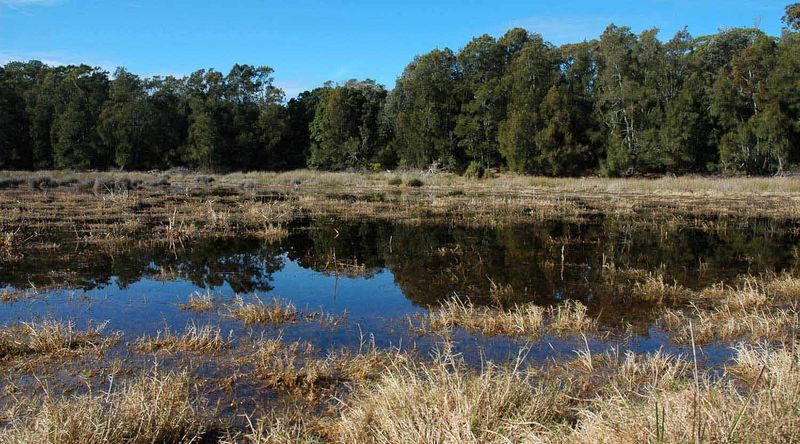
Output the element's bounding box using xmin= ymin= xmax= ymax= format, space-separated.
xmin=285 ymin=218 xmax=387 ymax=279
xmin=161 ymin=238 xmax=286 ymax=293
xmin=291 ymin=217 xmax=800 ymax=312
xmin=2 ymin=216 xmax=799 ymax=323
xmin=0 ymin=235 xmax=288 ymax=293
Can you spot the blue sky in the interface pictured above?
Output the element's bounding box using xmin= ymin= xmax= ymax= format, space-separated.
xmin=0 ymin=0 xmax=790 ymax=97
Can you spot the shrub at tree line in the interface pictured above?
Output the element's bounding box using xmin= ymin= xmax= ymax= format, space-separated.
xmin=1 ymin=4 xmax=799 ymax=176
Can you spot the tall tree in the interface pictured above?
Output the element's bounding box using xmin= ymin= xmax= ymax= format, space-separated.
xmin=389 ymin=49 xmax=464 ymax=170
xmin=309 ymin=80 xmax=388 ymax=170
xmin=497 ymin=34 xmax=559 ymax=173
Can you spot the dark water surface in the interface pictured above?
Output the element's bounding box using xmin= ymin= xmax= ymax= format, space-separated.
xmin=2 ymin=215 xmax=799 ymax=367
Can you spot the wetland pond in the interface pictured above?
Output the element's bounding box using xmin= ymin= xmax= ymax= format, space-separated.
xmin=2 ymin=213 xmax=798 ymax=370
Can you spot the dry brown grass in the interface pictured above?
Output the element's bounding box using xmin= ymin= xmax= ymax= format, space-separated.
xmin=663 ymin=304 xmax=799 ymax=344
xmin=563 ymin=344 xmax=800 ymax=443
xmin=177 ymin=291 xmax=218 ymax=313
xmin=420 ymin=296 xmax=595 ymax=338
xmin=0 ymin=370 xmax=211 ymax=444
xmin=334 ymin=346 xmax=569 ymax=443
xmin=547 ymin=299 xmax=596 ymax=335
xmin=134 ymin=323 xmax=230 ymax=354
xmin=248 ymin=338 xmax=332 ymax=394
xmin=661 ymin=273 xmax=800 ymax=344
xmin=0 ymin=321 xmax=117 ymax=362
xmin=3 ymin=170 xmax=800 ymax=260
xmin=243 ymin=335 xmax=403 ymax=399
xmin=225 ymin=295 xmax=301 ymax=326
xmin=222 ymin=413 xmax=320 ymax=444
xmin=633 ymin=272 xmax=694 ymax=303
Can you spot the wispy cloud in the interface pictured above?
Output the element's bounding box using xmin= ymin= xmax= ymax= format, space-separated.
xmin=333 ymin=66 xmax=350 ymax=79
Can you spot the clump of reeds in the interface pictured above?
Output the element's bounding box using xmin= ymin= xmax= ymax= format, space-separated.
xmin=178 ymin=291 xmax=218 ymax=313
xmin=421 ymin=296 xmax=595 ymax=338
xmin=0 ymin=328 xmax=26 ymax=361
xmin=0 ymin=370 xmax=211 ymax=444
xmin=23 ymin=320 xmax=114 ymax=355
xmin=134 ymin=323 xmax=230 ymax=354
xmin=661 ymin=274 xmax=800 ymax=344
xmin=248 ymin=338 xmax=331 ymax=393
xmin=633 ymin=272 xmax=693 ymax=303
xmin=662 ymin=304 xmax=798 ymax=344
xmin=225 ymin=295 xmax=301 ymax=326
xmin=242 ymin=335 xmax=403 ymax=399
xmin=222 ymin=411 xmax=319 ymax=444
xmin=488 ymin=279 xmax=515 ymax=307
xmin=547 ymin=299 xmax=597 ymax=335
xmin=0 ymin=289 xmax=28 ymax=304
xmin=764 ymin=273 xmax=800 ymax=302
xmin=424 ymin=296 xmax=545 ymax=337
xmin=0 ymin=321 xmax=117 ymax=362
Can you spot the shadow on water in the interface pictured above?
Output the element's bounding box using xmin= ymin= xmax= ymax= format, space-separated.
xmin=1 ymin=214 xmax=799 ymax=366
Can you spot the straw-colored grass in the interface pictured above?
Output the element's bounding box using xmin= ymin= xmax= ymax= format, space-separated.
xmin=547 ymin=299 xmax=596 ymax=335
xmin=334 ymin=347 xmax=569 ymax=443
xmin=0 ymin=321 xmax=117 ymax=362
xmin=563 ymin=344 xmax=800 ymax=443
xmin=244 ymin=336 xmax=403 ymax=397
xmin=662 ymin=274 xmax=800 ymax=344
xmin=633 ymin=272 xmax=693 ymax=303
xmin=0 ymin=370 xmax=211 ymax=444
xmin=177 ymin=291 xmax=218 ymax=313
xmin=421 ymin=296 xmax=595 ymax=338
xmin=0 ymin=289 xmax=29 ymax=304
xmin=662 ymin=304 xmax=799 ymax=344
xmin=225 ymin=295 xmax=303 ymax=326
xmin=134 ymin=324 xmax=230 ymax=354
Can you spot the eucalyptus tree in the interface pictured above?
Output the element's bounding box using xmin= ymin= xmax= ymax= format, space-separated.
xmin=309 ymin=79 xmax=388 ymax=170
xmin=389 ymin=48 xmax=464 ymax=170
xmin=497 ymin=34 xmax=560 ymax=174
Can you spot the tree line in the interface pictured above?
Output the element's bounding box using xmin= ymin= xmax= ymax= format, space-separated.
xmin=1 ymin=4 xmax=799 ymax=176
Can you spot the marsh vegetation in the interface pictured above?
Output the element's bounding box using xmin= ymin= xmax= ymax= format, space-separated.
xmin=1 ymin=171 xmax=800 ymax=442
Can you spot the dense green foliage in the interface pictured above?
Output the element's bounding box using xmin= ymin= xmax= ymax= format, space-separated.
xmin=1 ymin=6 xmax=799 ymax=175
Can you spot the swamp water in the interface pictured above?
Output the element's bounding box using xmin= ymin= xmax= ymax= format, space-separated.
xmin=2 ymin=214 xmax=798 ymax=370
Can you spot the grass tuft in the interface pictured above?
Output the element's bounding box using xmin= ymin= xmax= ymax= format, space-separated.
xmin=0 ymin=370 xmax=211 ymax=444
xmin=134 ymin=323 xmax=230 ymax=354
xmin=225 ymin=295 xmax=301 ymax=326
